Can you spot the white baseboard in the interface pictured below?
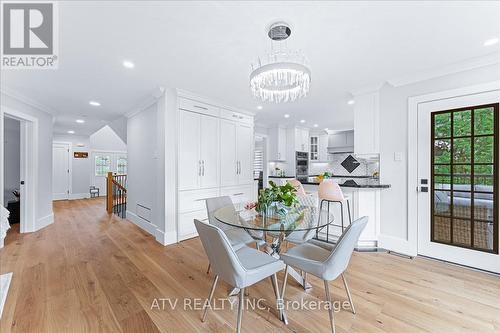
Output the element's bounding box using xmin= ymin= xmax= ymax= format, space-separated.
xmin=69 ymin=193 xmax=90 ymax=200
xmin=154 ymin=228 xmax=166 ymax=245
xmin=126 ymin=210 xmax=157 ymax=237
xmin=165 ymin=231 xmax=177 ymax=245
xmin=35 ymin=213 xmax=54 ymax=231
xmin=378 ymin=233 xmax=416 ymax=256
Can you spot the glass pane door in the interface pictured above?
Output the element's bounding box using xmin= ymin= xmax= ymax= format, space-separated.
xmin=431 ymin=104 xmax=498 ymax=253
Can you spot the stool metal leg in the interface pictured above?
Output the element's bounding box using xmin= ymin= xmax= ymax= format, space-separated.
xmin=339 ymin=201 xmax=344 ymax=232
xmin=347 ymin=199 xmax=352 ymax=225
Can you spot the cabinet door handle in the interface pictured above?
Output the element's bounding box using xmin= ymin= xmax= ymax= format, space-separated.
xmin=233 ymin=193 xmax=244 ymax=196
xmin=194 ymin=105 xmax=208 ymax=110
xmin=201 ymin=160 xmax=205 ymax=176
xmin=198 ymin=161 xmax=201 ymax=176
xmin=236 ymin=161 xmax=239 ymax=175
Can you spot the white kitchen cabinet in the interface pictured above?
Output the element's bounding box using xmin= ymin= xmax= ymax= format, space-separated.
xmin=354 ymin=92 xmax=379 ymax=154
xmin=220 ymin=119 xmax=254 ymax=187
xmin=294 ymin=128 xmax=309 ymax=152
xmin=178 ymin=110 xmax=219 ymax=190
xmin=319 ymin=134 xmax=329 ymax=161
xmin=220 ymin=119 xmax=238 ymax=186
xmin=269 ymin=127 xmax=286 ymax=161
xmin=220 ymin=184 xmax=253 ymax=205
xmin=237 ymin=123 xmax=254 ymax=185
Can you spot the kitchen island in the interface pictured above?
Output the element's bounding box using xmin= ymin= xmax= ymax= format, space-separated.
xmin=302 ymin=177 xmax=391 ymax=249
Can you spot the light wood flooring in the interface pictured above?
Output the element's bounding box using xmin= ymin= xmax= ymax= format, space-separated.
xmin=0 ymin=198 xmax=499 ymax=332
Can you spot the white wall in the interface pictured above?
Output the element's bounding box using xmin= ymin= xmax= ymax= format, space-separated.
xmin=1 ymin=92 xmax=54 ymax=228
xmin=3 ymin=117 xmax=20 ymax=201
xmin=53 ymin=134 xmax=91 ymax=197
xmin=378 ymin=63 xmax=500 ymax=250
xmin=126 ymin=102 xmax=165 ymax=240
xmin=108 ymin=116 xmax=128 ymax=144
xmin=90 ymin=125 xmax=127 ymax=152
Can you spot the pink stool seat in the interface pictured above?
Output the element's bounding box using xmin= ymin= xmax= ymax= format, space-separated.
xmin=318 ymin=179 xmax=345 ymax=202
xmin=287 ymin=179 xmax=307 ymax=196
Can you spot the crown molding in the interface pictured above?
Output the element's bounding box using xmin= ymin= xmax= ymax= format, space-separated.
xmin=125 ymin=86 xmax=165 ymax=119
xmin=176 ymin=88 xmax=255 ymax=117
xmin=387 ymin=53 xmax=500 ymax=87
xmin=350 ymin=82 xmax=385 ymax=96
xmin=1 ymin=86 xmax=58 ymax=116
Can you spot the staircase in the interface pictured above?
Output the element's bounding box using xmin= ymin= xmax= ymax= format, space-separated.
xmin=106 ymin=172 xmax=127 ymax=218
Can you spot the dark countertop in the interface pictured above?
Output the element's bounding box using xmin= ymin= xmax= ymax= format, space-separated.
xmin=268 ymin=175 xmax=296 ymax=178
xmin=302 ymin=178 xmax=391 ymax=189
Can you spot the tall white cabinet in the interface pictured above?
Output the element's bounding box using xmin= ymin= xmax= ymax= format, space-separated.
xmin=177 ymin=96 xmax=254 ymax=241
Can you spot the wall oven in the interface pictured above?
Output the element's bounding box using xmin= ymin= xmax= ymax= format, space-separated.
xmin=296 ymin=152 xmax=309 ymax=181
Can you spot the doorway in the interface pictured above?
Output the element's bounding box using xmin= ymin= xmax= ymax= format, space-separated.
xmin=416 ymin=90 xmax=499 ymax=273
xmin=3 ymin=117 xmax=21 ymax=226
xmin=52 ymin=142 xmax=71 ymax=200
xmin=92 ymin=151 xmax=127 ymax=196
xmin=1 ymin=108 xmax=37 ymax=233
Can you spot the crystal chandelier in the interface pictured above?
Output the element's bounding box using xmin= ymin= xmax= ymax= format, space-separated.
xmin=250 ymin=22 xmax=311 ymax=103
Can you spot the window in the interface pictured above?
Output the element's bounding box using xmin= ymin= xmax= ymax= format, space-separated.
xmin=117 ymin=156 xmax=127 ymax=174
xmin=95 ymin=155 xmax=111 ymax=176
xmin=431 ymin=104 xmax=498 ymax=253
xmin=253 ymin=148 xmax=263 ymax=179
xmin=310 ymin=136 xmax=318 ymax=160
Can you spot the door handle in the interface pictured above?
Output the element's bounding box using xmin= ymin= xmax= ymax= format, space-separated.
xmin=202 ymin=160 xmax=205 ymax=176
xmin=198 ymin=160 xmax=202 ymax=176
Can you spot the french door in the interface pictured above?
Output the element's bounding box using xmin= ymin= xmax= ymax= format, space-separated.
xmin=417 ymin=91 xmax=499 ymax=273
xmin=92 ymin=151 xmax=127 ymax=196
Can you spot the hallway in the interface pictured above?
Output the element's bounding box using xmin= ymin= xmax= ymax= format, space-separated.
xmin=0 ymin=199 xmax=499 ymax=332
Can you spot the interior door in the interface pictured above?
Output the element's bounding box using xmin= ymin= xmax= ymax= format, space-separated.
xmin=237 ymin=123 xmax=254 ymax=185
xmin=199 ymin=114 xmax=219 ymax=188
xmin=178 ymin=110 xmax=201 ymax=190
xmin=52 ymin=143 xmax=70 ymax=200
xmin=417 ymin=91 xmax=499 ymax=273
xmin=220 ymin=120 xmax=238 ymax=186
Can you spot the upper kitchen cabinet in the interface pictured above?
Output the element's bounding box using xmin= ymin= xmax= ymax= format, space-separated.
xmin=327 ymin=130 xmax=354 ymax=153
xmin=178 ymin=108 xmax=220 ymax=191
xmin=310 ymin=133 xmax=329 ymax=161
xmin=294 ymin=127 xmax=310 ymax=152
xmin=354 ymin=92 xmax=379 ymax=154
xmin=268 ymin=126 xmax=286 ymax=161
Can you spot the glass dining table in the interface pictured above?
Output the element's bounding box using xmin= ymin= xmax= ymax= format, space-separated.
xmin=214 ymin=204 xmax=335 ymax=290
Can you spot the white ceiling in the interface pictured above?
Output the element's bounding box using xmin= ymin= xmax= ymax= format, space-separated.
xmin=1 ymin=1 xmax=500 ymax=135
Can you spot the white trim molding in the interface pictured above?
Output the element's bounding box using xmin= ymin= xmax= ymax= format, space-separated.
xmin=1 ymin=86 xmax=58 ymax=116
xmin=36 ymin=213 xmax=54 ymax=231
xmin=126 ymin=210 xmax=157 ymax=237
xmin=389 ymin=53 xmax=500 ymax=87
xmin=407 ymin=81 xmax=500 ymax=258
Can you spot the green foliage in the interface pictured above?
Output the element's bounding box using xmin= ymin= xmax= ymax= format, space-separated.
xmin=433 ymin=107 xmax=495 ymax=186
xmin=257 ymin=181 xmax=299 ymax=212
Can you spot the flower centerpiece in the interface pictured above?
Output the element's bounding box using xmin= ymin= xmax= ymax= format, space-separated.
xmin=256 ymin=181 xmax=299 ymax=218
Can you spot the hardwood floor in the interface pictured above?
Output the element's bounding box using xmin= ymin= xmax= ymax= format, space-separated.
xmin=1 ymin=198 xmax=499 ymax=333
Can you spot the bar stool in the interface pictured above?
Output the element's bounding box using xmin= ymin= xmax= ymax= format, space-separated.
xmin=287 ymin=179 xmax=307 ymax=196
xmin=317 ymin=179 xmax=352 ymax=242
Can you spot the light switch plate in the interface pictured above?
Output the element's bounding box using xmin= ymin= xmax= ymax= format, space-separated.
xmin=394 ymin=152 xmax=403 ymax=161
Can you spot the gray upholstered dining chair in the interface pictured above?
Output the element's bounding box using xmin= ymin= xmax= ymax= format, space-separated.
xmin=194 ymin=219 xmax=286 ymax=333
xmin=280 ymin=216 xmax=368 ymax=333
xmin=205 ymin=196 xmax=265 ymax=273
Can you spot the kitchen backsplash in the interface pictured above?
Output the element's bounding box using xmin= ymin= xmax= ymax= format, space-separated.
xmin=309 ymin=153 xmax=380 ymax=177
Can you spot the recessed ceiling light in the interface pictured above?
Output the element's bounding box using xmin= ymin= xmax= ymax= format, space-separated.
xmin=123 ymin=60 xmax=135 ymax=68
xmin=67 ymin=130 xmax=75 ymax=134
xmin=314 ymin=124 xmax=318 ymax=127
xmin=300 ymin=119 xmax=306 ymax=123
xmin=257 ymin=105 xmax=263 ymax=110
xmin=484 ymin=38 xmax=499 ymax=46
xmin=324 ymin=128 xmax=329 ymax=131
xmin=347 ymin=99 xmax=355 ymax=105
xmin=76 ymin=119 xmax=85 ymax=123
xmin=284 ymin=114 xmax=290 ymax=118
xmin=89 ymin=101 xmax=101 ymax=106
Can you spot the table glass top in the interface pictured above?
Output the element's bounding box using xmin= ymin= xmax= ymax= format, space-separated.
xmin=214 ymin=204 xmax=334 ymax=233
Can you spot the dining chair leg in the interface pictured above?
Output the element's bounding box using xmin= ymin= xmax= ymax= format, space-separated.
xmin=341 ymin=273 xmax=356 ymax=314
xmin=271 ymin=273 xmax=287 ymax=324
xmin=279 ymin=266 xmax=289 ymax=325
xmin=324 ymin=280 xmax=336 ymax=333
xmin=206 ymin=263 xmax=211 ymax=275
xmin=339 ymin=201 xmax=344 ymax=232
xmin=202 ymin=275 xmax=219 ymax=322
xmin=236 ymin=288 xmax=245 ymax=333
